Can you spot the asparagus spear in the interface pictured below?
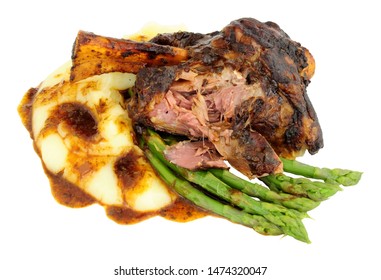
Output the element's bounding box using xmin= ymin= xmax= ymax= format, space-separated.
xmin=145 ymin=150 xmax=283 ymax=237
xmin=145 ymin=130 xmax=310 ymax=243
xmin=260 ymin=174 xmax=342 ymax=202
xmin=281 ymin=158 xmax=362 ymax=186
xmin=210 ymin=168 xmax=320 ymax=212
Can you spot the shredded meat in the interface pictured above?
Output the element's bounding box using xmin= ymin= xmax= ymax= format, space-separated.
xmin=164 ymin=141 xmax=228 ymax=170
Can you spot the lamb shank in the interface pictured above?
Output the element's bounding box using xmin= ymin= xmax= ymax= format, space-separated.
xmin=129 ymin=18 xmax=323 ymax=178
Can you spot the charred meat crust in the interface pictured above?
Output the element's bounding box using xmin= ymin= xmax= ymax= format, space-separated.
xmin=150 ymin=31 xmax=219 ymax=49
xmin=232 ymin=129 xmax=283 ymax=176
xmin=133 ymin=66 xmax=177 ymax=110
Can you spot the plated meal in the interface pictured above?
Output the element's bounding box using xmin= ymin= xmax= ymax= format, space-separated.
xmin=18 ymin=17 xmax=361 ymax=242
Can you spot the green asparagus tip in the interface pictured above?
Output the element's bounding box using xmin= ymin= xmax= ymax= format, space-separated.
xmin=330 ymin=169 xmax=363 ymax=186
xmin=287 ymin=222 xmax=311 ymax=244
xmin=281 ymin=197 xmax=320 ymax=213
xmin=281 ymin=158 xmax=362 ymax=187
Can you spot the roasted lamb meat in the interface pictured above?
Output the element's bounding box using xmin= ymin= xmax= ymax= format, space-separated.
xmin=129 ymin=18 xmax=323 ymax=178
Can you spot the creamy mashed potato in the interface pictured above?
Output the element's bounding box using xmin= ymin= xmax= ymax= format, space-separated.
xmin=31 ymin=63 xmax=174 ymax=210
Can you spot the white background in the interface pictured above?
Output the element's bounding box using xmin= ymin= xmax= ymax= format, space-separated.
xmin=1 ymin=0 xmax=379 ymax=279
